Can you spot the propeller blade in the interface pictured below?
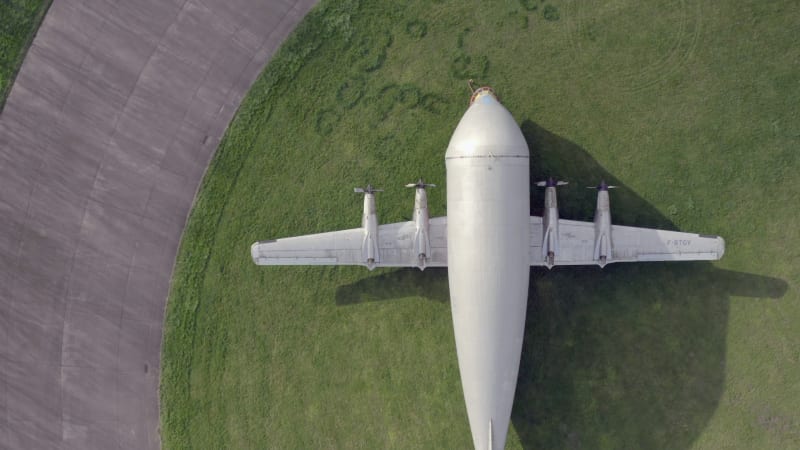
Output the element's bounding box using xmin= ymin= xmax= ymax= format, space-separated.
xmin=587 ymin=181 xmax=618 ymax=190
xmin=405 ymin=179 xmax=436 ymax=189
xmin=536 ymin=177 xmax=568 ymax=187
xmin=355 ymin=186 xmax=382 ymax=193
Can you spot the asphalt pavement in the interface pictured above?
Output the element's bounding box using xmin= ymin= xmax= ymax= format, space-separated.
xmin=0 ymin=0 xmax=317 ymax=447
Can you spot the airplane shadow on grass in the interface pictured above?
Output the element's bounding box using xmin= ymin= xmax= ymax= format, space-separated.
xmin=334 ymin=120 xmax=788 ymax=450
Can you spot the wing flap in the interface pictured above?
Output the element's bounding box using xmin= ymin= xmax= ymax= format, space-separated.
xmin=375 ymin=216 xmax=448 ymax=267
xmin=553 ymin=219 xmax=596 ymax=265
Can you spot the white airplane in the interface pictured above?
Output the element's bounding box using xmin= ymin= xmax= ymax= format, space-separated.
xmin=250 ymin=86 xmax=725 ymax=450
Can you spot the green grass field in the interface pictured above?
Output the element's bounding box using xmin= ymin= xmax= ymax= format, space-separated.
xmin=0 ymin=0 xmax=51 ymax=111
xmin=160 ymin=0 xmax=800 ymax=448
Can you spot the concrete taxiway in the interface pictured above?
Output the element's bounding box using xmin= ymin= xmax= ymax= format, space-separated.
xmin=0 ymin=0 xmax=317 ymax=447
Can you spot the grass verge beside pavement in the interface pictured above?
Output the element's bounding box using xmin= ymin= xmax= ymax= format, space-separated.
xmin=0 ymin=0 xmax=51 ymax=112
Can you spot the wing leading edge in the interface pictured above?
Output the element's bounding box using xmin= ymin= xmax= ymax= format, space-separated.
xmin=251 ymin=217 xmax=448 ymax=269
xmin=529 ymin=216 xmax=725 ymax=267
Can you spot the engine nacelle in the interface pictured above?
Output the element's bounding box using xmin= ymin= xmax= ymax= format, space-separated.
xmin=356 ymin=185 xmax=382 ymax=269
xmin=592 ymin=182 xmax=614 ymax=267
xmin=407 ymin=179 xmax=435 ymax=270
xmin=536 ymin=178 xmax=567 ymax=268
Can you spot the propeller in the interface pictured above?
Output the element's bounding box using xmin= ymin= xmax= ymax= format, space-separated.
xmin=354 ymin=184 xmax=383 ymax=194
xmin=586 ymin=180 xmax=618 ymax=191
xmin=405 ymin=178 xmax=436 ymax=189
xmin=535 ymin=176 xmax=568 ymax=187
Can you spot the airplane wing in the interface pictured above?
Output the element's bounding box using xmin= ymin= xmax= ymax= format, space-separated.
xmin=251 ymin=217 xmax=448 ymax=269
xmin=529 ymin=217 xmax=726 ymax=266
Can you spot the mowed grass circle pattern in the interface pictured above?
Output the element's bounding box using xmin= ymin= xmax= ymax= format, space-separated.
xmin=160 ymin=0 xmax=800 ymax=448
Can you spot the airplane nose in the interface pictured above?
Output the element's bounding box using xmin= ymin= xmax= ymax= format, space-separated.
xmin=446 ymin=86 xmax=528 ymax=159
xmin=469 ymin=85 xmax=498 ymax=105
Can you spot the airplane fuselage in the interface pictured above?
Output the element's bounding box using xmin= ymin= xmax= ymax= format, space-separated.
xmin=445 ymin=90 xmax=530 ymax=450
